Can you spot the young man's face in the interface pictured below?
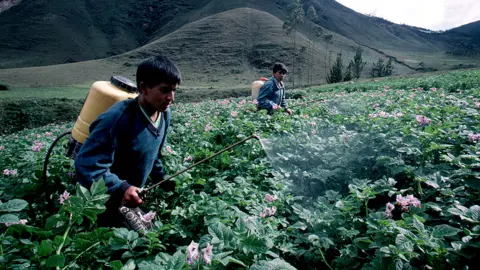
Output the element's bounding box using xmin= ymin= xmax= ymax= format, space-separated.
xmin=141 ymin=82 xmax=177 ymax=112
xmin=273 ymin=71 xmax=286 ymax=82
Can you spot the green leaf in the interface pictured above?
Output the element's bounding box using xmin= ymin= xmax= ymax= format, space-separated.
xmin=108 ymin=261 xmax=123 ymax=270
xmin=137 ymin=261 xmax=165 ymax=270
xmin=451 ymin=241 xmax=463 ymax=251
xmin=208 ymin=222 xmax=234 ymax=248
xmin=45 ymin=255 xmax=65 ymax=267
xmin=68 ymin=181 xmax=110 ymax=223
xmin=290 ymin=221 xmax=307 ymax=231
xmin=38 ymin=240 xmax=54 ymax=256
xmin=19 ymin=239 xmax=33 ymax=245
xmin=241 ymin=235 xmax=268 ymax=255
xmin=396 ymin=259 xmax=403 ymax=270
xmin=250 ymin=258 xmax=297 ymax=270
xmin=164 ymin=250 xmax=185 ymax=270
xmin=0 ymin=199 xmax=28 ymax=212
xmin=220 ymin=256 xmax=247 ymax=267
xmin=432 ymin=225 xmax=462 ymax=238
xmin=121 ymin=259 xmax=135 ymax=270
xmin=395 ymin=234 xmax=413 ymax=252
xmin=469 ymin=205 xmax=479 ymax=221
xmin=412 ymin=216 xmax=425 ymax=233
xmin=0 ymin=214 xmax=19 ymax=223
xmin=465 ymin=178 xmax=480 ymax=190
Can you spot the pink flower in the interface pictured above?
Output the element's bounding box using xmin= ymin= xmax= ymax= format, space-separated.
xmin=416 ymin=115 xmax=431 ymax=126
xmin=253 ymin=99 xmax=258 ymax=105
xmin=231 ymin=111 xmax=238 ymax=117
xmin=239 ymin=99 xmax=246 ymax=105
xmin=202 ymin=243 xmax=213 ymax=265
xmin=386 ymin=100 xmax=392 ymax=105
xmin=273 ymin=104 xmax=280 ymax=110
xmin=44 ymin=132 xmax=53 ymax=136
xmin=396 ymin=113 xmax=404 ymax=117
xmin=4 ymin=219 xmax=28 ymax=227
xmin=0 ymin=145 xmax=4 ymax=151
xmin=184 ymin=156 xmax=193 ymax=162
xmin=204 ymin=124 xmax=212 ymax=132
xmin=475 ymin=102 xmax=480 ymax=109
xmin=31 ymin=141 xmax=43 ymax=152
xmin=185 ymin=123 xmax=191 ymax=127
xmin=260 ymin=206 xmax=277 ymax=217
xmin=187 ymin=241 xmax=200 ymax=265
xmin=166 ymin=145 xmax=175 ymax=154
xmin=141 ymin=211 xmax=156 ymax=222
xmin=372 ymin=103 xmax=379 ymax=109
xmin=468 ymin=134 xmax=480 ymax=142
xmin=310 ymin=122 xmax=316 ymax=126
xmin=396 ymin=194 xmax=421 ymax=211
xmin=406 ymin=195 xmax=421 ymax=208
xmin=3 ymin=169 xmax=18 ymax=176
xmin=369 ymin=113 xmax=378 ymax=118
xmin=396 ymin=195 xmax=410 ymax=211
xmin=430 ymin=88 xmax=437 ymax=92
xmin=265 ymin=194 xmax=278 ymax=203
xmin=385 ymin=203 xmax=395 ymax=218
xmin=59 ymin=190 xmax=70 ymax=204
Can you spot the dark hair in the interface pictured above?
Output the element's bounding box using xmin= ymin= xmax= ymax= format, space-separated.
xmin=136 ymin=56 xmax=182 ymax=88
xmin=273 ymin=63 xmax=288 ymax=74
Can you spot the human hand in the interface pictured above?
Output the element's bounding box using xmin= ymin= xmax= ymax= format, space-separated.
xmin=122 ymin=186 xmax=143 ymax=207
xmin=284 ymin=108 xmax=292 ymax=115
xmin=273 ymin=104 xmax=280 ymax=110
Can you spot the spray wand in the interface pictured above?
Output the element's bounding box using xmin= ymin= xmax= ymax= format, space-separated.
xmin=138 ymin=134 xmax=261 ymax=198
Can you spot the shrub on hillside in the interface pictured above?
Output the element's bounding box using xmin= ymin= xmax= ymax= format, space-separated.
xmin=0 ymin=98 xmax=83 ymax=134
xmin=0 ymin=83 xmax=8 ymax=91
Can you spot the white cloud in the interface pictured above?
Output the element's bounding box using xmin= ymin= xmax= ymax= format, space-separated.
xmin=336 ymin=0 xmax=480 ymax=30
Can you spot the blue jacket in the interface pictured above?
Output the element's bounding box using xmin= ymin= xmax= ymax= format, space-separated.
xmin=256 ymin=76 xmax=288 ymax=115
xmin=74 ymin=98 xmax=170 ymax=197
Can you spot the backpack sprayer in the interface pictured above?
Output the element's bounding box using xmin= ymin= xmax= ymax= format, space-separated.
xmin=42 ymin=76 xmax=263 ymax=232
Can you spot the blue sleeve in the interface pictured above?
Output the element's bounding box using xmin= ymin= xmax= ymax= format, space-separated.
xmin=257 ymin=81 xmax=275 ymax=114
xmin=74 ymin=114 xmax=131 ymax=196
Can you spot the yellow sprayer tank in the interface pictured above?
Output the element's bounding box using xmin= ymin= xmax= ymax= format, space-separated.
xmin=66 ymin=76 xmax=138 ymax=159
xmin=251 ymin=77 xmax=269 ymax=100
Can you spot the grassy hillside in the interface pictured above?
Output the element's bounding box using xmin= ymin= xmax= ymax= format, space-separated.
xmin=0 ymin=8 xmax=414 ymax=89
xmin=0 ymin=0 xmax=212 ymax=68
xmin=0 ymin=0 xmax=479 ymax=71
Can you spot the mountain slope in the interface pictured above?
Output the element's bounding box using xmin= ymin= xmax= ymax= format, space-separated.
xmin=1 ymin=0 xmax=479 ymax=70
xmin=449 ymin=21 xmax=480 ymax=39
xmin=0 ymin=0 xmax=213 ymax=68
xmin=0 ymin=8 xmax=413 ymax=88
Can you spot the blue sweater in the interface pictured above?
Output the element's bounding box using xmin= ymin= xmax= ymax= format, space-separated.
xmin=74 ymin=98 xmax=170 ymax=196
xmin=256 ymin=76 xmax=288 ymax=115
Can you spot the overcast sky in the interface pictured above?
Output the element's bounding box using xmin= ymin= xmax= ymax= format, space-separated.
xmin=336 ymin=0 xmax=480 ymax=31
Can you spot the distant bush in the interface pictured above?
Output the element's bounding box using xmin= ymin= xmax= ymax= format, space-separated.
xmin=0 ymin=83 xmax=8 ymax=91
xmin=0 ymin=98 xmax=83 ymax=134
xmin=286 ymin=90 xmax=306 ymax=99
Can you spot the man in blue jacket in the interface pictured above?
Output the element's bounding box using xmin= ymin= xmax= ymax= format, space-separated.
xmin=257 ymin=63 xmax=293 ymax=115
xmin=74 ymin=56 xmax=180 ymax=227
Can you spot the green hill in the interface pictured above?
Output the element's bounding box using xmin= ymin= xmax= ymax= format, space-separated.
xmin=0 ymin=0 xmax=478 ymax=87
xmin=0 ymin=8 xmax=414 ymax=88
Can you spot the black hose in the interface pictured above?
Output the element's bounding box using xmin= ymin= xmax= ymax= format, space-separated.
xmin=42 ymin=131 xmax=71 ymax=186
